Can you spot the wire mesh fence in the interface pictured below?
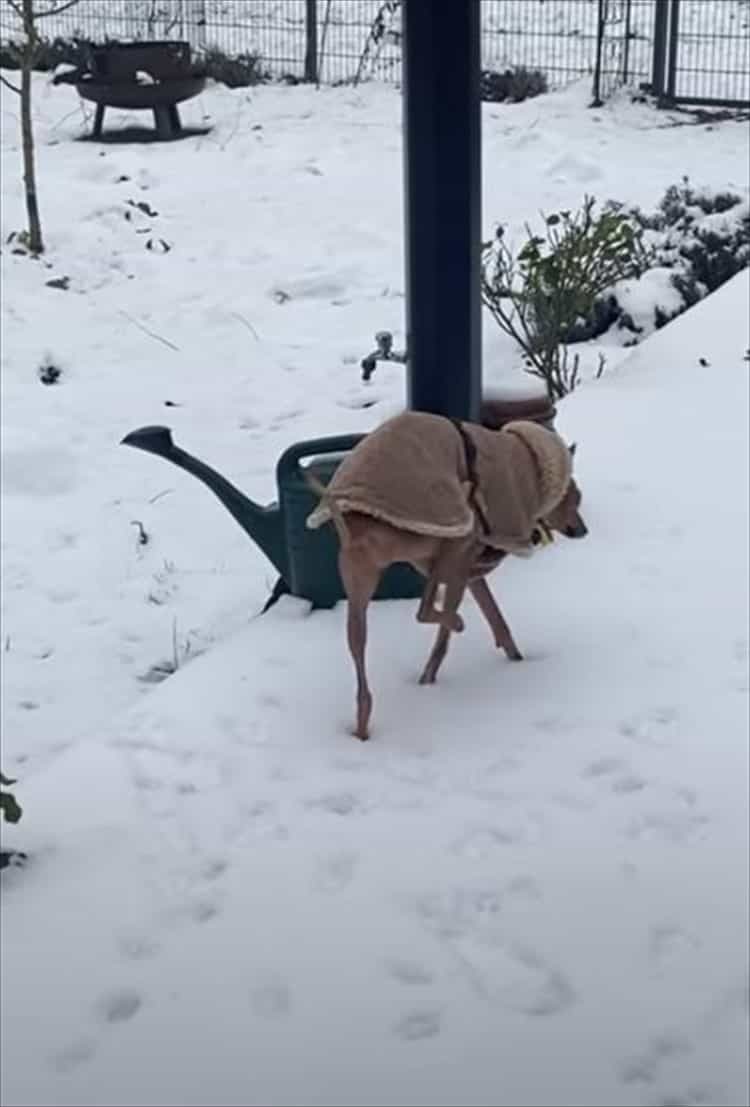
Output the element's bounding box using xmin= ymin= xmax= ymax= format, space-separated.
xmin=0 ymin=0 xmax=747 ymax=106
xmin=593 ymin=0 xmax=655 ymax=102
xmin=661 ymin=0 xmax=750 ymax=107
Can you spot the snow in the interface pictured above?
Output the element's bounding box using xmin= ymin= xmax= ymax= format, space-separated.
xmin=1 ymin=74 xmax=749 ymax=1107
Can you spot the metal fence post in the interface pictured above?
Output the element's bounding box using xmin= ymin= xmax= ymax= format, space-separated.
xmin=665 ymin=0 xmax=680 ymax=103
xmin=591 ymin=0 xmax=607 ymax=105
xmin=651 ymin=0 xmax=669 ymax=98
xmin=622 ymin=0 xmax=633 ymax=85
xmin=304 ymin=0 xmax=318 ymax=82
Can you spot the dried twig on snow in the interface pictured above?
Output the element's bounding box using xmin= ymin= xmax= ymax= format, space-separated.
xmin=119 ymin=310 xmax=179 ymax=352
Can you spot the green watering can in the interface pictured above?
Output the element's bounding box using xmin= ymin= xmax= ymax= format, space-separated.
xmin=121 ymin=427 xmax=424 ymax=610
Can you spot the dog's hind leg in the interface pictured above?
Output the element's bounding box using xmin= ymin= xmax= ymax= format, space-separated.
xmin=469 ymin=578 xmax=523 ymax=661
xmin=339 ymin=548 xmax=380 ymax=740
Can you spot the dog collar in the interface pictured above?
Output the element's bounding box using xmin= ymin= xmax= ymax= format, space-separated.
xmin=531 ymin=520 xmax=555 ymax=547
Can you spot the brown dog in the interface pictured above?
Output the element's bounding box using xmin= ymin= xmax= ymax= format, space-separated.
xmin=307 ymin=407 xmax=587 ymax=739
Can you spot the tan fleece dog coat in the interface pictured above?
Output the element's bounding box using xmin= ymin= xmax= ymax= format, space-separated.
xmin=306 ymin=412 xmax=572 ymax=555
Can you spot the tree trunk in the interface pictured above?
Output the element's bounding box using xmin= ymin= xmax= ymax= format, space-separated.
xmin=21 ymin=0 xmax=43 ymax=255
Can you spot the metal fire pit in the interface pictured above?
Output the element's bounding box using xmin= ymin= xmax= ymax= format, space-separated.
xmin=74 ymin=41 xmax=206 ymax=140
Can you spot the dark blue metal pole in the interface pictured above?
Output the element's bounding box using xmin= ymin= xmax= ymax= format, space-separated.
xmin=402 ymin=0 xmax=482 ymax=421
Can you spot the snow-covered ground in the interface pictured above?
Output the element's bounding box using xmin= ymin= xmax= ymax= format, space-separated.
xmin=1 ymin=76 xmax=749 ymax=1107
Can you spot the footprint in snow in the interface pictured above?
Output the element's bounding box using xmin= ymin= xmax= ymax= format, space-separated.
xmin=496 ymin=945 xmax=576 ymax=1016
xmin=619 ymin=707 xmax=679 ymax=748
xmin=46 ymin=587 xmax=78 ymax=605
xmin=620 ymin=1030 xmax=693 ymax=1085
xmin=450 ymin=818 xmax=542 ymax=856
xmin=49 ymin=1037 xmax=98 ymax=1073
xmin=393 ymin=1009 xmax=442 ymax=1041
xmin=313 ymin=851 xmax=358 ymax=893
xmin=264 ymin=656 xmax=290 ymax=669
xmin=415 ymin=891 xmax=574 ymax=1014
xmin=384 ymin=958 xmax=434 ymax=986
xmin=650 ymin=1084 xmax=727 ymax=1106
xmin=256 ymin=692 xmax=282 ymax=711
xmin=133 ymin=772 xmax=165 ymax=793
xmin=199 ymin=858 xmax=229 ymax=883
xmin=583 ymin=756 xmax=628 ymax=778
xmin=582 ymin=757 xmax=647 ymax=795
xmin=269 ymin=764 xmax=299 ymax=784
xmin=249 ymin=977 xmax=292 ymax=1019
xmin=305 ymin=792 xmax=368 ymax=817
xmin=269 ymin=407 xmax=305 ymax=429
xmin=416 ymin=887 xmax=504 ymax=941
xmin=453 ymin=936 xmax=574 ymax=1016
xmin=611 ymin=773 xmax=647 ymax=794
xmin=117 ymin=933 xmax=161 ymax=962
xmin=96 ymin=988 xmax=143 ymax=1025
xmin=189 ymin=899 xmax=221 ymax=924
xmin=647 ymin=924 xmax=700 ymax=973
xmin=550 ymin=790 xmax=596 ymax=813
xmin=625 ymin=806 xmax=709 ymax=845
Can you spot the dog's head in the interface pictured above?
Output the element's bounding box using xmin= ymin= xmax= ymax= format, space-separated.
xmin=544 ymin=443 xmax=588 ymax=539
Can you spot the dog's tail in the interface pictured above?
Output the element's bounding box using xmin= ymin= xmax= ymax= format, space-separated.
xmin=305 ymin=471 xmax=351 ymax=549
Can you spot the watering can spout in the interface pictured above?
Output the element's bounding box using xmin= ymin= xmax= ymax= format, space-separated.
xmin=121 ymin=425 xmax=287 ymax=578
xmin=121 ymin=425 xmax=177 ymax=454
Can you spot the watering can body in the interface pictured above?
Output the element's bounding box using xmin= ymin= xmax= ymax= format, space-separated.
xmin=275 ymin=435 xmax=423 ymax=608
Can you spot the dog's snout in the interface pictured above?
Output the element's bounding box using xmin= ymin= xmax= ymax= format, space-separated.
xmin=565 ymin=515 xmax=588 ymax=539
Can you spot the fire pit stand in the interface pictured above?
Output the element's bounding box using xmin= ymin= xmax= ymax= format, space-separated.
xmin=71 ymin=41 xmax=206 ymax=141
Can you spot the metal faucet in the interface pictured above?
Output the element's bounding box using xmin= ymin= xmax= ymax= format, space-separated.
xmin=360 ymin=330 xmax=408 ymax=381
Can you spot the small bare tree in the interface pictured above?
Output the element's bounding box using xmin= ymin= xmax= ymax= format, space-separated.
xmin=1 ymin=0 xmax=80 ymax=255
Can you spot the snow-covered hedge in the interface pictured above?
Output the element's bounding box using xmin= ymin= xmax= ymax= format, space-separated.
xmin=480 ymin=66 xmax=548 ymax=103
xmin=569 ymin=179 xmax=749 ymax=345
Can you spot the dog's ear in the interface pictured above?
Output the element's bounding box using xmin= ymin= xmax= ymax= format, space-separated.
xmin=569 ymin=442 xmax=577 ymax=457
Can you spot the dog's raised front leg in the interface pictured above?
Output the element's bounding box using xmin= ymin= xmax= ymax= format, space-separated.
xmin=416 ymin=540 xmax=474 ymax=633
xmin=418 ymin=625 xmax=451 ymax=685
xmin=339 ymin=548 xmax=380 ymax=740
xmin=469 ymin=578 xmax=523 ymax=661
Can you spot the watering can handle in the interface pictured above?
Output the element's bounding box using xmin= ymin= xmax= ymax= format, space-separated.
xmin=276 ymin=433 xmax=366 ymax=486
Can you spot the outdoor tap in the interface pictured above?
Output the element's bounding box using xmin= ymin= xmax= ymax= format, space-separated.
xmin=360 ymin=330 xmax=408 ymax=381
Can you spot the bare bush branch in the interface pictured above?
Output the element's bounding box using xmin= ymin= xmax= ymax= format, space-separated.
xmin=0 ymin=75 xmax=22 ymax=94
xmin=34 ymin=0 xmax=81 ymax=18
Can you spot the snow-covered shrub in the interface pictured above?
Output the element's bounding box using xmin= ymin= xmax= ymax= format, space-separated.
xmin=481 ymin=196 xmax=649 ymax=397
xmin=0 ymin=34 xmax=87 ymax=72
xmin=631 ymin=178 xmax=750 ymax=328
xmin=576 ymin=180 xmax=749 ymax=341
xmin=0 ymin=773 xmax=22 ymax=826
xmin=197 ymin=47 xmax=269 ymax=88
xmin=1 ymin=772 xmax=26 ymax=871
xmin=481 ymin=66 xmax=548 ymax=103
